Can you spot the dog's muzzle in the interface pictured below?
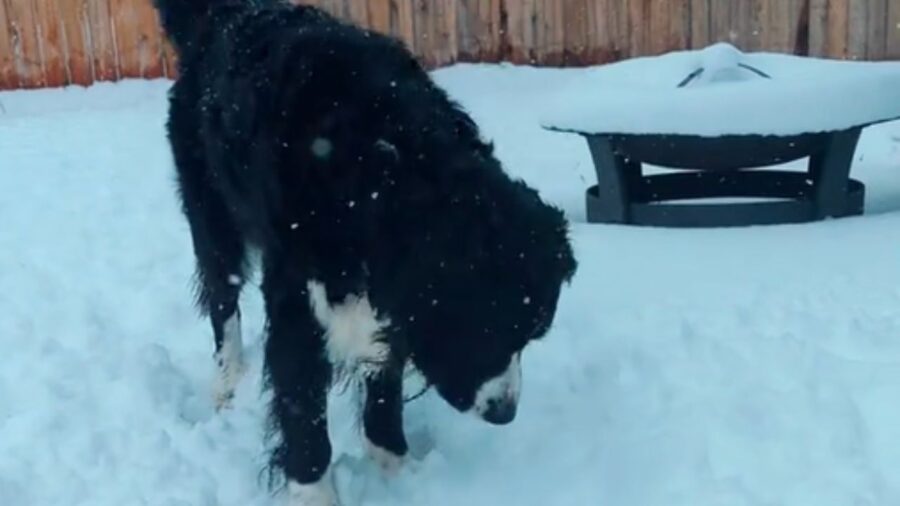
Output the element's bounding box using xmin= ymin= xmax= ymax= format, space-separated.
xmin=474 ymin=353 xmax=522 ymax=425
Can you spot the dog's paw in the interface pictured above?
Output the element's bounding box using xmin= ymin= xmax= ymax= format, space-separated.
xmin=364 ymin=438 xmax=405 ymax=477
xmin=287 ymin=477 xmax=340 ymax=506
xmin=213 ymin=349 xmax=246 ymax=411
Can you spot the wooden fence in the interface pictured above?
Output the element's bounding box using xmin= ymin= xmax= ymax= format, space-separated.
xmin=1 ymin=0 xmax=899 ymax=89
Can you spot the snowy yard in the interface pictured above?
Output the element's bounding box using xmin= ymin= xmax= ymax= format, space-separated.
xmin=3 ymin=63 xmax=900 ymax=505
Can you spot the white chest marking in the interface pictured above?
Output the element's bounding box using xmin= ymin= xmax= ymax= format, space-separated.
xmin=307 ymin=281 xmax=390 ymax=376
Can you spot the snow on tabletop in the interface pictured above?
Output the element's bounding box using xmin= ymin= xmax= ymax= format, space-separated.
xmin=540 ymin=43 xmax=900 ymax=137
xmin=3 ymin=66 xmax=900 ymax=505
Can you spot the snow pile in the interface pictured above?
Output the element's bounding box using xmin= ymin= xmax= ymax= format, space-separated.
xmin=541 ymin=44 xmax=900 ymax=137
xmin=2 ymin=65 xmax=900 ymax=505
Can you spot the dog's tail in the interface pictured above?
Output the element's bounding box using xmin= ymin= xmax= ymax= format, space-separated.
xmin=153 ymin=0 xmax=223 ymax=53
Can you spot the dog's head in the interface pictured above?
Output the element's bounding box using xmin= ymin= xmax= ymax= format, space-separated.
xmin=389 ymin=164 xmax=577 ymax=425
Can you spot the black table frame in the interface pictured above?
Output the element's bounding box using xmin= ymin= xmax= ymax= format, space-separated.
xmin=573 ymin=127 xmax=867 ymax=227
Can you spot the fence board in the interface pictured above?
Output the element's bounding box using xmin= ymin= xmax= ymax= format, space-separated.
xmin=2 ymin=0 xmax=899 ymax=90
xmin=366 ymin=0 xmax=391 ymax=34
xmin=709 ymin=0 xmax=758 ymax=50
xmin=5 ymin=0 xmax=42 ymax=87
xmin=648 ymin=0 xmax=690 ymax=55
xmin=456 ymin=0 xmax=500 ymax=62
xmin=110 ymin=0 xmax=165 ymax=79
xmin=32 ymin=0 xmax=67 ymax=87
xmin=808 ymin=0 xmax=827 ymax=56
xmin=690 ymin=0 xmax=711 ymax=48
xmin=864 ymin=0 xmax=888 ymax=59
xmin=847 ymin=0 xmax=867 ymax=59
xmin=583 ymin=0 xmax=622 ymax=63
xmin=504 ymin=0 xmax=533 ymax=63
xmin=86 ymin=0 xmax=117 ymax=81
xmin=759 ymin=0 xmax=804 ymax=54
xmin=0 ymin=0 xmax=15 ymax=88
xmin=890 ymin=0 xmax=900 ymax=58
xmin=562 ymin=0 xmax=588 ymax=63
xmin=413 ymin=0 xmax=457 ymax=67
xmin=826 ymin=0 xmax=849 ymax=58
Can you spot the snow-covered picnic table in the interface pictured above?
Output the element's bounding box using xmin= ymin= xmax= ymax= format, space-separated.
xmin=542 ymin=44 xmax=900 ymax=227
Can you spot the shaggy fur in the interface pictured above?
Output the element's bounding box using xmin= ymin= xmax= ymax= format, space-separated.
xmin=154 ymin=0 xmax=577 ymax=499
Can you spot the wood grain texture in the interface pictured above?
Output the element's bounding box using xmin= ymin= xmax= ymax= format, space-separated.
xmin=86 ymin=0 xmax=117 ymax=81
xmin=2 ymin=0 xmax=897 ymax=90
xmin=0 ymin=0 xmax=17 ymax=87
xmin=455 ymin=0 xmax=500 ymax=62
xmin=504 ymin=0 xmax=535 ymax=63
xmin=808 ymin=0 xmax=827 ymax=56
xmin=826 ymin=0 xmax=849 ymax=58
xmin=110 ymin=0 xmax=165 ymax=79
xmin=366 ymin=0 xmax=391 ymax=34
xmin=647 ymin=0 xmax=690 ymax=56
xmin=31 ymin=0 xmax=66 ymax=86
xmin=889 ymin=0 xmax=900 ymax=59
xmin=5 ymin=0 xmax=43 ymax=87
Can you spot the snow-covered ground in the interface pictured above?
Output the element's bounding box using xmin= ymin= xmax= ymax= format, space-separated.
xmin=2 ymin=64 xmax=900 ymax=506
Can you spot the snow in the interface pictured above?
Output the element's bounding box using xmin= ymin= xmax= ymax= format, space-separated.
xmin=3 ymin=63 xmax=900 ymax=506
xmin=541 ymin=44 xmax=900 ymax=137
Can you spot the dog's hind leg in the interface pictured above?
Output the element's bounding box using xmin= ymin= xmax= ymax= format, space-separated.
xmin=262 ymin=258 xmax=337 ymax=505
xmin=173 ymin=137 xmax=248 ymax=410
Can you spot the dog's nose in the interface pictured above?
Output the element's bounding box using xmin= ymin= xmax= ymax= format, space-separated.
xmin=481 ymin=398 xmax=517 ymax=425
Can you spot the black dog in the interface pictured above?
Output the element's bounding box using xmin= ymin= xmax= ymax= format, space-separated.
xmin=153 ymin=0 xmax=576 ymax=503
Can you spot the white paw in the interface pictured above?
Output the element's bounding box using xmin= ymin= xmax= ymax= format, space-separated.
xmin=213 ymin=356 xmax=246 ymax=411
xmin=213 ymin=314 xmax=246 ymax=411
xmin=364 ymin=438 xmax=405 ymax=477
xmin=287 ymin=476 xmax=340 ymax=506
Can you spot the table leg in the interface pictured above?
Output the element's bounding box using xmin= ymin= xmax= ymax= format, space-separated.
xmin=585 ymin=135 xmax=635 ymax=223
xmin=808 ymin=128 xmax=862 ymax=219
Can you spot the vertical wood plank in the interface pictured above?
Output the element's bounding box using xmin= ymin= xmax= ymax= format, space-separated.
xmin=414 ymin=0 xmax=455 ymax=66
xmin=539 ymin=0 xmax=564 ymax=64
xmin=888 ymin=0 xmax=900 ymax=58
xmin=55 ymin=0 xmax=92 ymax=85
xmin=0 ymin=0 xmax=18 ymax=88
xmin=438 ymin=0 xmax=457 ymax=65
xmin=864 ymin=0 xmax=887 ymax=59
xmin=808 ymin=0 xmax=828 ymax=56
xmin=366 ymin=0 xmax=391 ymax=34
xmin=456 ymin=0 xmax=499 ymax=62
xmin=110 ymin=0 xmax=165 ymax=80
xmin=5 ymin=0 xmax=44 ymax=87
xmin=626 ymin=0 xmax=646 ymax=57
xmin=562 ymin=0 xmax=588 ymax=64
xmin=647 ymin=0 xmax=690 ymax=55
xmin=584 ymin=0 xmax=621 ymax=63
xmin=391 ymin=0 xmax=414 ymax=51
xmin=826 ymin=0 xmax=849 ymax=59
xmin=760 ymin=0 xmax=807 ymax=54
xmin=86 ymin=0 xmax=117 ymax=81
xmin=503 ymin=0 xmax=535 ymax=63
xmin=608 ymin=0 xmax=630 ymax=58
xmin=847 ymin=0 xmax=866 ymax=59
xmin=344 ymin=0 xmax=368 ymax=27
xmin=690 ymin=0 xmax=712 ymax=48
xmin=709 ymin=0 xmax=756 ymax=50
xmin=31 ymin=0 xmax=66 ymax=86
xmin=412 ymin=0 xmax=430 ymax=66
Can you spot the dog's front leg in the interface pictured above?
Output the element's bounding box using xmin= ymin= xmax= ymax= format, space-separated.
xmin=362 ymin=354 xmax=408 ymax=476
xmin=263 ymin=264 xmax=338 ymax=506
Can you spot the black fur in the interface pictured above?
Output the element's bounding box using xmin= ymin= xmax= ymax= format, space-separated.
xmin=154 ymin=0 xmax=577 ymax=491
